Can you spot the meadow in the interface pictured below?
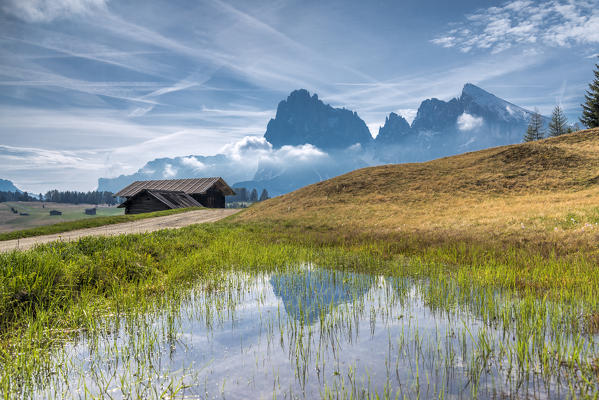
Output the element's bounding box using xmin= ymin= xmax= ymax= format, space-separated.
xmin=1 ymin=129 xmax=598 ymax=398
xmin=0 ymin=202 xmax=123 ymax=233
xmin=0 ymin=205 xmax=201 ymax=241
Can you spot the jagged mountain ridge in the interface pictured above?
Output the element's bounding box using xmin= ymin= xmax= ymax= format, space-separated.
xmin=98 ymin=84 xmax=545 ymax=196
xmin=264 ymin=89 xmax=373 ymax=150
xmin=375 ymin=112 xmax=412 ymax=144
xmin=374 ymin=83 xmax=544 ymax=162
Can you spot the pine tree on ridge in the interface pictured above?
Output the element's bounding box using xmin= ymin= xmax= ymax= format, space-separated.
xmin=581 ymin=56 xmax=599 ymax=128
xmin=549 ymin=105 xmax=568 ymax=137
xmin=523 ymin=109 xmax=545 ymax=142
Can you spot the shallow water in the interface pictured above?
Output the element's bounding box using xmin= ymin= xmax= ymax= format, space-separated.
xmin=17 ymin=267 xmax=599 ymax=398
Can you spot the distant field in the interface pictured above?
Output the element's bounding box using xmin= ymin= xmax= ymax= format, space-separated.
xmin=0 ymin=202 xmax=123 ymax=233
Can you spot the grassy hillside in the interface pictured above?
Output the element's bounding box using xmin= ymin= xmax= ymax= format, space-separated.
xmin=237 ymin=128 xmax=599 ymax=257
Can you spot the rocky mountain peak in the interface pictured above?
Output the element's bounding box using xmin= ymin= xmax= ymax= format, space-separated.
xmin=461 ymin=83 xmax=508 ymax=109
xmin=264 ymin=89 xmax=373 ymax=150
xmin=287 ymin=88 xmax=316 ymax=102
xmin=375 ymin=112 xmax=412 ymax=144
xmin=461 ymin=83 xmax=492 ymax=98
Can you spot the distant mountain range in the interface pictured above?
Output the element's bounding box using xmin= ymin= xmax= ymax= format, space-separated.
xmin=375 ymin=83 xmax=544 ymax=162
xmin=98 ymin=84 xmax=547 ymax=196
xmin=0 ymin=179 xmax=21 ymax=193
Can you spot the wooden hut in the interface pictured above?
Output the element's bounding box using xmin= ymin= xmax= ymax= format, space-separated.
xmin=115 ymin=178 xmax=235 ymax=215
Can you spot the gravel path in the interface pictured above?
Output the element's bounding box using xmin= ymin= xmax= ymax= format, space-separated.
xmin=0 ymin=209 xmax=240 ymax=252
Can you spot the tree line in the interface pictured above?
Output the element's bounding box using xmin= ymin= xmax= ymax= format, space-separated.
xmin=0 ymin=191 xmax=37 ymax=203
xmin=43 ymin=190 xmax=118 ymax=205
xmin=524 ymin=56 xmax=599 ymax=142
xmin=0 ymin=190 xmax=118 ymax=205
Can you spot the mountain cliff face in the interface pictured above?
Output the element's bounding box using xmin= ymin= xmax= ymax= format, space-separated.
xmin=375 ymin=112 xmax=412 ymax=144
xmin=264 ymin=89 xmax=373 ymax=150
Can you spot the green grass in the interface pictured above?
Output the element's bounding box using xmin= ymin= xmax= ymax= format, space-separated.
xmin=1 ymin=220 xmax=597 ymax=334
xmin=0 ymin=207 xmax=202 ymax=241
xmin=0 ymin=221 xmax=599 ymax=393
xmin=1 ymin=221 xmax=598 ymax=397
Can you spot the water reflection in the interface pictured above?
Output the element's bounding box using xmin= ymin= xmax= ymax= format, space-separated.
xmin=10 ymin=267 xmax=599 ymax=399
xmin=270 ymin=268 xmax=372 ymax=323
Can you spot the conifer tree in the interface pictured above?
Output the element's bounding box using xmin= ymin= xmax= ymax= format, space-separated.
xmin=548 ymin=105 xmax=568 ymax=136
xmin=581 ymin=56 xmax=599 ymax=128
xmin=523 ymin=109 xmax=545 ymax=142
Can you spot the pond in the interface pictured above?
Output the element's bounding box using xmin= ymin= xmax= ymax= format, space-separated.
xmin=13 ymin=266 xmax=599 ymax=399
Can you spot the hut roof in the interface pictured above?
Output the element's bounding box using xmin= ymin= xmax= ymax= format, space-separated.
xmin=117 ymin=189 xmax=203 ymax=209
xmin=115 ymin=177 xmax=235 ymax=197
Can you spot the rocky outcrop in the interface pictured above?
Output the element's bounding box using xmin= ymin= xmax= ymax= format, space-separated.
xmin=264 ymin=89 xmax=373 ymax=150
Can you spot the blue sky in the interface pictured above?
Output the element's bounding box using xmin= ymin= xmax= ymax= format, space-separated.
xmin=0 ymin=0 xmax=597 ymax=192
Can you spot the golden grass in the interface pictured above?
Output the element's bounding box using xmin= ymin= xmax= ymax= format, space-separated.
xmin=236 ymin=128 xmax=599 ymax=258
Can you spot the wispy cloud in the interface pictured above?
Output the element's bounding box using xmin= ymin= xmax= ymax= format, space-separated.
xmin=0 ymin=0 xmax=593 ymax=192
xmin=1 ymin=32 xmax=169 ymax=79
xmin=2 ymin=0 xmax=108 ymax=22
xmin=0 ymin=64 xmax=162 ymax=105
xmin=0 ymin=144 xmax=99 ymax=169
xmin=431 ymin=0 xmax=599 ymax=53
xmin=325 ymin=53 xmax=545 ymax=130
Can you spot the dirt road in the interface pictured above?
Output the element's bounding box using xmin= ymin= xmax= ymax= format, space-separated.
xmin=0 ymin=209 xmax=240 ymax=252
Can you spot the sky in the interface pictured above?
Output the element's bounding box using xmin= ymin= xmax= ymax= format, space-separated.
xmin=0 ymin=0 xmax=597 ymax=193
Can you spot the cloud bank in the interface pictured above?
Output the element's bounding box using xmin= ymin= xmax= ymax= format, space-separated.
xmin=152 ymin=136 xmax=329 ymax=183
xmin=432 ymin=0 xmax=599 ymax=53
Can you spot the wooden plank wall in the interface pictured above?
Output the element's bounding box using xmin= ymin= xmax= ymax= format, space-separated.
xmin=125 ymin=195 xmax=171 ymax=214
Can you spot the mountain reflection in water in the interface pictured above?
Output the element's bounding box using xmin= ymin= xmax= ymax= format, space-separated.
xmin=270 ymin=268 xmax=372 ymax=323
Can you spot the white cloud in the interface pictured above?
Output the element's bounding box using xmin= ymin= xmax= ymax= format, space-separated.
xmin=274 ymin=144 xmax=326 ymax=162
xmin=430 ymin=36 xmax=456 ymax=48
xmin=2 ymin=0 xmax=108 ymax=22
xmin=457 ymin=112 xmax=484 ymax=131
xmin=219 ymin=136 xmax=327 ymax=174
xmin=180 ymin=156 xmax=206 ymax=171
xmin=163 ymin=163 xmax=177 ymax=178
xmin=431 ymin=0 xmax=599 ymax=54
xmin=221 ymin=136 xmax=272 ymax=161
